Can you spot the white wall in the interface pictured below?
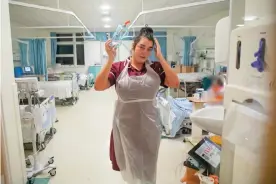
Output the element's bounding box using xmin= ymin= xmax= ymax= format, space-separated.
xmin=230 ymin=0 xmax=245 ymax=30
xmin=11 ymin=23 xmax=49 ymax=67
xmin=167 ymin=10 xmax=229 ymax=62
xmin=10 ymin=26 xmax=90 ymax=73
xmin=245 ymin=0 xmax=276 ymax=20
xmin=1 ymin=0 xmax=26 ymax=183
xmin=11 ymin=27 xmax=134 ymax=73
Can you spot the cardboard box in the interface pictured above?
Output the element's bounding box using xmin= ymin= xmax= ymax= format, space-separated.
xmin=182 ymin=66 xmax=195 ymax=73
xmin=171 ymin=65 xmax=196 ymax=73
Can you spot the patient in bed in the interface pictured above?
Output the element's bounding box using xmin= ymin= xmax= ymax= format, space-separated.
xmin=206 ymin=76 xmax=225 ymax=106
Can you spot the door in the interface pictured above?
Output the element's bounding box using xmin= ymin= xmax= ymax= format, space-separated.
xmin=1 ymin=0 xmax=27 ymax=183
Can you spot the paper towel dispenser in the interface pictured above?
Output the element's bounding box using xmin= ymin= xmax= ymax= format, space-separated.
xmin=215 ymin=17 xmax=230 ymax=64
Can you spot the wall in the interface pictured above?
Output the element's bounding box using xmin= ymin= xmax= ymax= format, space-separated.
xmin=245 ymin=0 xmax=276 ymax=21
xmin=10 ymin=26 xmax=89 ymax=72
xmin=1 ymin=0 xmax=26 ymax=183
xmin=11 ymin=23 xmax=49 ymax=67
xmin=11 ymin=27 xmax=167 ymax=73
xmin=230 ymin=0 xmax=245 ymax=30
xmin=166 ymin=10 xmax=229 ymax=63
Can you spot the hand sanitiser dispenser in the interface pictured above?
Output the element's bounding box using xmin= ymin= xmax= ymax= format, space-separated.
xmin=219 ymin=13 xmax=275 ymax=184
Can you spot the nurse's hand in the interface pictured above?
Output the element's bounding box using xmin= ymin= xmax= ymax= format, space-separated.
xmin=105 ymin=40 xmax=117 ymax=61
xmin=154 ymin=38 xmax=163 ymax=60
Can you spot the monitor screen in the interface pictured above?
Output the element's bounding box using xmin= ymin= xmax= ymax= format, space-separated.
xmin=24 ymin=66 xmax=31 ymax=72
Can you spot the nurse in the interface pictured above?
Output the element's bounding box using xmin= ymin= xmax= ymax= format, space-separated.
xmin=94 ymin=27 xmax=179 ymax=184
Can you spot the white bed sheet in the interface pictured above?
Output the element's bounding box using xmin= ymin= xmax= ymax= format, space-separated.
xmin=78 ymin=73 xmax=87 ymax=86
xmin=177 ymin=72 xmax=209 ymax=82
xmin=157 ymin=96 xmax=193 ymax=137
xmin=39 ymin=81 xmax=72 ymax=99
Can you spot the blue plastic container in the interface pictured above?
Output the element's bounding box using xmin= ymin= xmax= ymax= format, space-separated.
xmin=14 ymin=66 xmax=23 ymax=78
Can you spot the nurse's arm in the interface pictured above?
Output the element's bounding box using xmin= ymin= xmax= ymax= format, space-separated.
xmin=94 ymin=58 xmax=113 ymax=91
xmin=159 ymin=56 xmax=179 ymax=88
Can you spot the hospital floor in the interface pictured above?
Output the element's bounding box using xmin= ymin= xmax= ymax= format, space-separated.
xmin=37 ymin=87 xmax=192 ymax=184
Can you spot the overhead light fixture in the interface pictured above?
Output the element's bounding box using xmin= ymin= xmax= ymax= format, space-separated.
xmin=102 ymin=16 xmax=111 ymax=22
xmin=100 ymin=4 xmax=110 ymax=10
xmin=244 ymin=16 xmax=258 ymax=21
xmin=102 ymin=10 xmax=110 ymax=16
xmin=104 ymin=24 xmax=111 ymax=28
xmin=237 ymin=24 xmax=244 ymax=27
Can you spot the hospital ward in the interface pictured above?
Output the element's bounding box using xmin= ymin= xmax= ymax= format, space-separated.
xmin=1 ymin=0 xmax=276 ymax=183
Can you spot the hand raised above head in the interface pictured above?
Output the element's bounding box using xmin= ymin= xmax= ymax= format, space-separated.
xmin=105 ymin=40 xmax=117 ymax=60
xmin=154 ymin=38 xmax=163 ymax=60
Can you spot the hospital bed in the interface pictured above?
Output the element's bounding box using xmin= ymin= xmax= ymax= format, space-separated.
xmin=172 ymin=72 xmax=210 ymax=98
xmin=39 ymin=72 xmax=79 ymax=105
xmin=157 ymin=89 xmax=193 ymax=138
xmin=20 ymin=96 xmax=56 ymax=150
xmin=16 ymin=77 xmax=57 ymax=150
xmin=77 ymin=73 xmax=94 ymax=90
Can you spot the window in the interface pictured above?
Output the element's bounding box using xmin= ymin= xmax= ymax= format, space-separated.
xmin=76 ymin=33 xmax=85 ymax=42
xmin=56 ymin=33 xmax=73 ymax=42
xmin=76 ymin=44 xmax=85 ymax=65
xmin=57 ymin=45 xmax=74 ymax=55
xmin=55 ymin=32 xmax=85 ymax=66
xmin=56 ymin=57 xmax=74 ymax=65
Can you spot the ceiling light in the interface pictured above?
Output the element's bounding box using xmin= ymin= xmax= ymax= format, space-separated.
xmin=237 ymin=24 xmax=244 ymax=27
xmin=102 ymin=10 xmax=110 ymax=16
xmin=104 ymin=24 xmax=111 ymax=28
xmin=102 ymin=16 xmax=111 ymax=22
xmin=243 ymin=16 xmax=258 ymax=21
xmin=100 ymin=4 xmax=110 ymax=10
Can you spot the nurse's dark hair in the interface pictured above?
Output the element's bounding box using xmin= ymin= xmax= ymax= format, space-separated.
xmin=132 ymin=27 xmax=155 ymax=49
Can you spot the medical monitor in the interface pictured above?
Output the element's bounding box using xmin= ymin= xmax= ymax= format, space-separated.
xmin=23 ymin=66 xmax=33 ymax=75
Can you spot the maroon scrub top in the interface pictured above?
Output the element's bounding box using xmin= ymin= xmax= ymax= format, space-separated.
xmin=109 ymin=58 xmax=167 ymax=171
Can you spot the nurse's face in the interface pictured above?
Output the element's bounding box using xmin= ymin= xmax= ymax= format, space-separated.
xmin=133 ymin=37 xmax=154 ymax=63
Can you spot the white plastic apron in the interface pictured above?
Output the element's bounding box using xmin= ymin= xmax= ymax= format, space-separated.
xmin=113 ymin=60 xmax=161 ymax=184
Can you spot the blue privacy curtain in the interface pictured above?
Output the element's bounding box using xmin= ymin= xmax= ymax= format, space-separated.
xmin=18 ymin=41 xmax=28 ymax=66
xmin=29 ymin=39 xmax=47 ymax=80
xmin=183 ymin=36 xmax=196 ymax=66
xmin=50 ymin=32 xmax=57 ymax=65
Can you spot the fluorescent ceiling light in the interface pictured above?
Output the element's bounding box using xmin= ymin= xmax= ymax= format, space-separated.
xmin=102 ymin=16 xmax=111 ymax=22
xmin=244 ymin=16 xmax=258 ymax=21
xmin=100 ymin=4 xmax=110 ymax=10
xmin=237 ymin=24 xmax=244 ymax=27
xmin=102 ymin=10 xmax=110 ymax=15
xmin=104 ymin=24 xmax=111 ymax=28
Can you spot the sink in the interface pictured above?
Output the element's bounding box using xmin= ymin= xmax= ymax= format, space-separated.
xmin=190 ymin=106 xmax=224 ymax=135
